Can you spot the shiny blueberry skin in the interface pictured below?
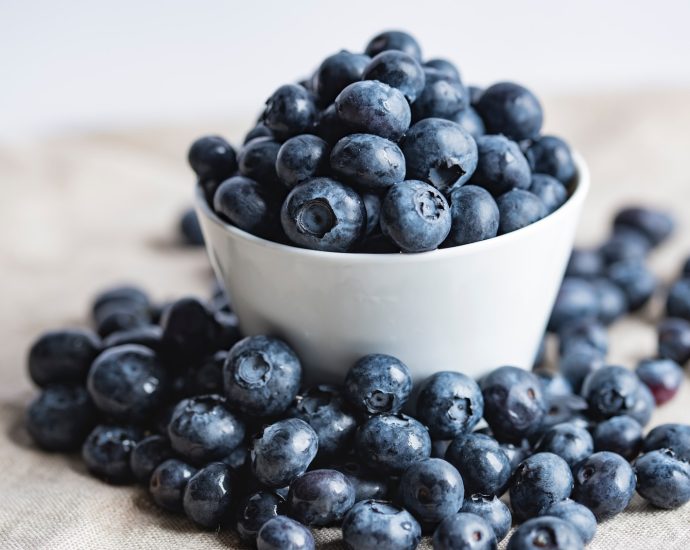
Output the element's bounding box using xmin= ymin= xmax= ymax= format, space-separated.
xmin=592 ymin=277 xmax=628 ymax=325
xmin=160 ymin=297 xmax=218 ymax=362
xmin=565 ymin=249 xmax=604 ymax=279
xmin=445 ymin=434 xmax=511 ymax=496
xmin=524 ymin=135 xmax=576 ymax=185
xmin=224 ymin=335 xmax=302 ymax=417
xmin=529 ymin=174 xmax=567 ymax=214
xmin=559 ymin=346 xmax=605 ymax=393
xmin=475 ymin=82 xmax=543 ymax=141
xmin=634 ymin=449 xmax=690 ymax=509
xmin=480 ymin=366 xmax=547 ymax=443
xmin=333 ymin=459 xmax=390 ymax=502
xmin=460 ymin=494 xmax=512 ymax=542
xmin=432 ymin=512 xmax=497 ymax=550
xmin=443 ymin=185 xmax=499 ymax=247
xmin=363 ymin=51 xmax=425 ymax=102
xmin=613 ymin=206 xmax=675 ymax=247
xmin=213 ymin=175 xmax=278 ymax=237
xmin=26 ymin=385 xmax=96 ymax=451
xmin=238 ymin=137 xmax=282 ymax=187
xmin=643 ymin=423 xmax=690 ymax=462
xmin=335 ymin=80 xmax=411 ymax=141
xmin=82 ymin=424 xmax=142 ymax=483
xmin=471 ymin=135 xmax=531 ymax=196
xmin=28 ymin=328 xmax=102 ymax=387
xmin=506 ymin=516 xmax=583 ymax=550
xmin=572 ymin=451 xmax=636 ymax=520
xmin=355 ymin=413 xmax=431 ymax=475
xmin=599 ymin=227 xmax=650 ymax=265
xmin=541 ymin=499 xmax=596 ymax=544
xmin=607 ymin=260 xmax=657 ymax=311
xmin=412 ymin=68 xmax=468 ymax=122
xmin=416 ymin=371 xmax=484 ymax=439
xmin=362 ymin=192 xmax=382 ymax=236
xmin=424 ymin=58 xmax=461 ymax=81
xmin=262 ymin=84 xmax=318 ymax=139
xmin=149 ymin=458 xmax=196 ymax=512
xmin=635 ymin=358 xmax=684 ymax=404
xmin=314 ymin=50 xmax=370 ymax=105
xmin=342 ymin=499 xmax=421 ymax=550
xmin=380 ymin=180 xmax=451 ymax=252
xmin=256 ymin=515 xmax=315 ymax=550
xmin=289 ymin=385 xmax=357 ymax=457
xmin=658 ymin=317 xmax=690 ymax=365
xmin=593 ymin=416 xmax=643 ymax=460
xmin=129 ymin=435 xmax=175 ymax=483
xmin=509 ymin=452 xmax=573 ymax=522
xmin=547 ymin=277 xmax=600 ymax=333
xmin=365 ymin=30 xmax=422 ymax=60
xmin=188 ymin=135 xmax=237 ymax=182
xmin=236 ymin=490 xmax=286 ymax=543
xmin=580 ymin=365 xmax=642 ymax=421
xmin=344 ymin=354 xmax=412 ymax=415
xmin=276 ymin=135 xmax=330 ymax=189
xmin=281 ymin=177 xmax=366 ymax=252
xmin=667 ymin=278 xmax=690 ymax=321
xmin=535 ymin=422 xmax=593 ymax=468
xmin=87 ymin=344 xmax=169 ymax=423
xmin=251 ymin=418 xmax=318 ymax=487
xmin=287 ymin=469 xmax=355 ymax=526
xmin=452 ymin=107 xmax=486 ymax=140
xmin=182 ymin=462 xmax=233 ymax=528
xmin=399 ymin=458 xmax=465 ymax=524
xmin=401 ymin=118 xmax=478 ymax=194
xmin=496 ymin=189 xmax=546 ymax=235
xmin=559 ymin=319 xmax=608 ymax=356
xmin=168 ymin=395 xmax=245 ymax=465
xmin=330 ymin=134 xmax=406 ymax=192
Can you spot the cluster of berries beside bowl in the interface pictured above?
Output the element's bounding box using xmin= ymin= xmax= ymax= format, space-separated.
xmin=189 ymin=29 xmax=577 ymax=254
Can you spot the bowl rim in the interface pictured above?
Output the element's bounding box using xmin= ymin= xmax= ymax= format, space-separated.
xmin=196 ymin=151 xmax=590 ymax=264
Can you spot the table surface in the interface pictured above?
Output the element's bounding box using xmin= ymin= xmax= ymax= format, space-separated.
xmin=1 ymin=90 xmax=690 ymax=549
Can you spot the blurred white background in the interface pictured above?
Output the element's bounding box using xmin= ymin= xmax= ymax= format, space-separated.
xmin=2 ymin=0 xmax=690 ymax=142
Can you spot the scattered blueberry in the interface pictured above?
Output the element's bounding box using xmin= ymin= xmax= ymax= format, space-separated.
xmin=432 ymin=512 xmax=497 ymax=550
xmin=591 ymin=277 xmax=628 ymax=325
xmin=460 ymin=494 xmax=512 ymax=542
xmin=287 ymin=469 xmax=355 ymax=526
xmin=103 ymin=325 xmax=163 ymax=353
xmin=496 ymin=189 xmax=547 ymax=235
xmin=28 ymin=328 xmax=102 ymax=387
xmin=592 ymin=415 xmax=643 ymax=460
xmin=471 ymin=135 xmax=532 ymax=196
xmin=558 ymin=346 xmax=605 ymax=393
xmin=276 ymin=135 xmax=330 ymax=189
xmin=129 ymin=435 xmax=175 ymax=483
xmin=333 ymin=460 xmax=390 ymax=502
xmin=535 ymin=422 xmax=593 ymax=468
xmin=344 ymin=353 xmax=412 ymax=415
xmin=666 ymin=278 xmax=690 ymax=321
xmin=565 ymin=249 xmax=604 ymax=279
xmin=160 ymin=297 xmax=218 ymax=362
xmin=149 ymin=458 xmax=197 ymax=512
xmin=541 ymin=498 xmax=596 ymax=544
xmin=548 ymin=277 xmax=600 ymax=333
xmin=363 ymin=50 xmax=425 ymax=102
xmin=599 ymin=227 xmax=650 ymax=265
xmin=658 ymin=317 xmax=690 ymax=365
xmin=643 ymin=423 xmax=690 ymax=462
xmin=256 ymin=516 xmax=315 ymax=550
xmin=475 ymin=82 xmax=543 ymax=141
xmin=635 ymin=358 xmax=684 ymax=405
xmin=580 ymin=365 xmax=642 ymax=421
xmin=262 ymin=84 xmax=318 ymax=139
xmin=606 ymin=260 xmax=657 ymax=311
xmin=634 ymin=449 xmax=690 ymax=509
xmin=559 ymin=319 xmax=608 ymax=356
xmin=446 ymin=433 xmax=511 ymax=496
xmin=236 ymin=490 xmax=285 ymax=543
xmin=506 ymin=516 xmax=583 ymax=550
xmin=613 ymin=206 xmax=675 ymax=247
xmin=82 ymin=424 xmax=142 ymax=484
xmin=341 ymin=499 xmax=422 ymax=550
xmin=179 ymin=208 xmax=204 ymax=246
xmin=188 ymin=135 xmax=237 ymax=182
xmin=182 ymin=462 xmax=234 ymax=528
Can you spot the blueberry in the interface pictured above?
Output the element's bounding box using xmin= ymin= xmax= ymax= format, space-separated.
xmin=475 ymin=82 xmax=543 ymax=141
xmin=643 ymin=423 xmax=690 ymax=462
xmin=26 ymin=385 xmax=96 ymax=451
xmin=509 ymin=452 xmax=573 ymax=522
xmin=452 ymin=107 xmax=486 ymax=140
xmin=424 ymin=58 xmax=461 ymax=81
xmin=355 ymin=413 xmax=431 ymax=475
xmin=443 ymin=186 xmax=499 ymax=247
xmin=591 ymin=278 xmax=628 ymax=325
xmin=179 ymin=208 xmax=204 ymax=246
xmin=224 ymin=335 xmax=302 ymax=417
xmin=333 ymin=460 xmax=390 ymax=502
xmin=365 ymin=30 xmax=422 ymax=60
xmin=606 ymin=260 xmax=656 ymax=311
xmin=416 ymin=371 xmax=484 ymax=439
xmin=94 ymin=302 xmax=150 ymax=338
xmin=529 ymin=174 xmax=567 ymax=214
xmin=262 ymin=84 xmax=318 ymax=139
xmin=506 ymin=516 xmax=583 ymax=550
xmin=559 ymin=319 xmax=608 ymax=356
xmin=380 ymin=180 xmax=451 ymax=252
xmin=480 ymin=366 xmax=546 ymax=443
xmin=186 ymin=350 xmax=226 ymax=396
xmin=535 ymin=422 xmax=593 ymax=467
xmin=238 ymin=137 xmax=282 ymax=186
xmin=182 ymin=462 xmax=234 ymax=528
xmin=335 ymin=81 xmax=411 ymax=141
xmin=251 ymin=418 xmax=318 ymax=487
xmin=537 ymin=395 xmax=589 ymax=438
xmin=256 ymin=516 xmax=315 ymax=550
xmin=188 ymin=135 xmax=237 ymax=182
xmin=103 ymin=325 xmax=164 ymax=353
xmin=362 ymin=192 xmax=382 ymax=236
xmin=471 ymin=135 xmax=532 ymax=196
xmin=341 ymin=499 xmax=422 ymax=550
xmin=28 ymin=328 xmax=102 ymax=387
xmin=547 ymin=277 xmax=599 ymax=333
xmin=160 ymin=297 xmax=218 ymax=362
xmin=460 ymin=494 xmax=512 ymax=542
xmin=524 ymin=135 xmax=576 ymax=185
xmin=315 ymin=103 xmax=351 ymax=145
xmin=129 ymin=434 xmax=175 ymax=483
xmin=363 ymin=51 xmax=425 ymax=103
xmin=314 ymin=50 xmax=371 ymax=105
xmin=168 ymin=395 xmax=245 ymax=465
xmin=658 ymin=317 xmax=690 ymax=365
xmin=572 ymin=451 xmax=635 ymax=520
xmin=580 ymin=365 xmax=642 ymax=421
xmin=281 ymin=177 xmax=366 ymax=252
xmin=613 ymin=206 xmax=675 ymax=247
xmin=244 ymin=123 xmax=274 ymax=144
xmin=82 ymin=424 xmax=142 ymax=483
xmin=287 ymin=469 xmax=355 ymax=526
xmin=236 ymin=490 xmax=286 ymax=543
xmin=399 ymin=458 xmax=465 ymax=524
xmin=401 ymin=118 xmax=478 ymax=194
xmin=635 ymin=358 xmax=684 ymax=405
xmin=276 ymin=135 xmax=330 ymax=189
xmin=92 ymin=284 xmax=150 ymax=317
xmin=634 ymin=449 xmax=690 ymax=509
xmin=343 ymin=353 xmax=412 ymax=415
xmin=87 ymin=344 xmax=169 ymax=423
xmin=540 ymin=499 xmax=596 ymax=544
xmin=213 ymin=175 xmax=278 ymax=238
xmin=222 ymin=442 xmax=249 ymax=471
xmin=289 ymin=385 xmax=357 ymax=457
xmin=445 ymin=434 xmax=511 ymax=496
xmin=592 ymin=415 xmax=643 ymax=460
xmin=533 ymin=369 xmax=573 ymax=399
xmin=149 ymin=458 xmax=196 ymax=512
xmin=501 ymin=440 xmax=532 ymax=473
xmin=432 ymin=512 xmax=497 ymax=550
xmin=666 ymin=278 xmax=690 ymax=321
xmin=565 ymin=249 xmax=604 ymax=279
xmin=496 ymin=189 xmax=546 ymax=235
xmin=559 ymin=346 xmax=605 ymax=393
xmin=628 ymin=382 xmax=654 ymax=427
xmin=412 ymin=68 xmax=468 ymax=122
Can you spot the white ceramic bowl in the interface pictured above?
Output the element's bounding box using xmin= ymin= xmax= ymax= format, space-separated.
xmin=196 ymin=153 xmax=589 ymax=383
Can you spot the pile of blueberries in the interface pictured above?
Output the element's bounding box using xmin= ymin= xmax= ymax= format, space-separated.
xmin=187 ymin=30 xmax=577 ymax=254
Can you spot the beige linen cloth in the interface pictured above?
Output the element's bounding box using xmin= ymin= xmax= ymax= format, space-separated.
xmin=1 ymin=91 xmax=690 ymax=549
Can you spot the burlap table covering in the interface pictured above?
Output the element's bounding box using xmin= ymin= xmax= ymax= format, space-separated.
xmin=2 ymin=91 xmax=689 ymax=549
